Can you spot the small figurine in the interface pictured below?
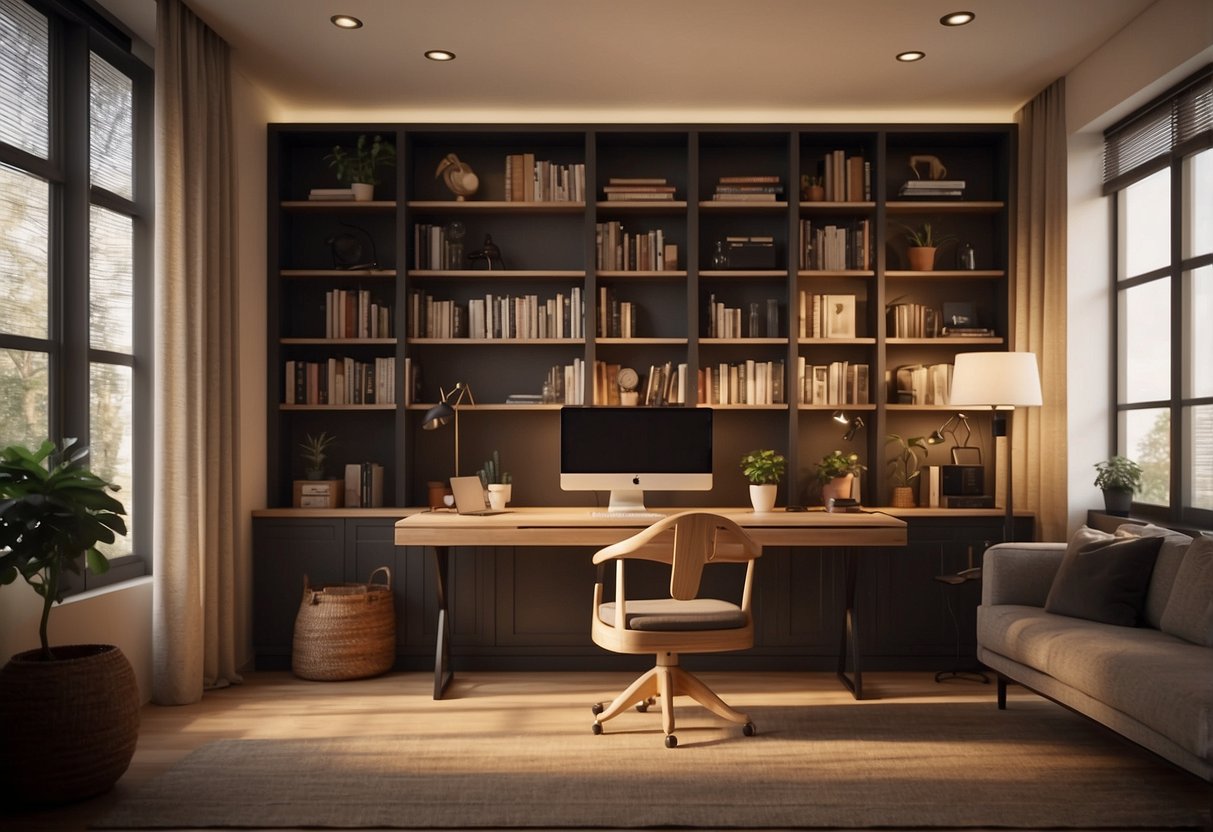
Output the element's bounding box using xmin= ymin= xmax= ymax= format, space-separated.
xmin=434 ymin=153 xmax=479 ymax=201
xmin=468 ymin=234 xmax=504 ymax=270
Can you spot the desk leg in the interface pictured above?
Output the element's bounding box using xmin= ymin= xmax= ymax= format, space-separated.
xmin=835 ymin=549 xmax=864 ymax=700
xmin=431 ymin=546 xmax=453 ymax=700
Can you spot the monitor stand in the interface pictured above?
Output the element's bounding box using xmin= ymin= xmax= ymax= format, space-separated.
xmin=606 ymin=488 xmax=647 ymax=513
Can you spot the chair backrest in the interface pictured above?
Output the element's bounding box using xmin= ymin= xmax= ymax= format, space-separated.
xmin=593 ymin=512 xmax=761 ymax=601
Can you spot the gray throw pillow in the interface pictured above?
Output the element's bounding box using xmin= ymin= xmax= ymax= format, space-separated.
xmin=1044 ymin=534 xmax=1164 ymax=626
xmin=1114 ymin=523 xmax=1194 ymax=627
xmin=1158 ymin=535 xmax=1213 ymax=646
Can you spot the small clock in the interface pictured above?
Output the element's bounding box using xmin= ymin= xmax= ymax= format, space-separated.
xmin=617 ymin=367 xmax=639 ymax=392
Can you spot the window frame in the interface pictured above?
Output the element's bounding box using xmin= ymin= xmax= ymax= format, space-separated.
xmin=1105 ymin=69 xmax=1213 ymax=528
xmin=0 ymin=0 xmax=153 ymax=590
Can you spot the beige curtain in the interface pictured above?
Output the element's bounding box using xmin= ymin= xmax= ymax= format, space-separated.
xmin=152 ymin=0 xmax=242 ymax=704
xmin=1013 ymin=80 xmax=1068 ymax=542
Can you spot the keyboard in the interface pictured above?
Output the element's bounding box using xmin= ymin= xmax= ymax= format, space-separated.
xmin=589 ymin=511 xmax=665 ymax=520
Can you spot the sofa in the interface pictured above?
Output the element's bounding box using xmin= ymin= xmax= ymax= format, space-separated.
xmin=976 ymin=523 xmax=1213 ymax=782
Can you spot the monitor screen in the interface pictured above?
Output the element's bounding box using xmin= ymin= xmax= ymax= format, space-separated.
xmin=560 ymin=406 xmax=713 ymax=512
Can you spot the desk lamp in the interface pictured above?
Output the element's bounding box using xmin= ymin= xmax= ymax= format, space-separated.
xmin=928 ymin=412 xmax=979 ymax=464
xmin=948 ymin=353 xmax=1042 ymax=543
xmin=422 ymin=382 xmax=475 ymax=477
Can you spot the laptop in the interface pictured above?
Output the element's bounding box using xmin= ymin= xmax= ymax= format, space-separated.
xmin=449 ymin=476 xmax=512 ymax=516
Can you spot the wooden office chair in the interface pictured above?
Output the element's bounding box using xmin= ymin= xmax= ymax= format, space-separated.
xmin=590 ymin=511 xmax=762 ymax=748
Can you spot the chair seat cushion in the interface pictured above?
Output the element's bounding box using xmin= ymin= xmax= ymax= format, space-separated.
xmin=599 ymin=598 xmax=746 ymax=631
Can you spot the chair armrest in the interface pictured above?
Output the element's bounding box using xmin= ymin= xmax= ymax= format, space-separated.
xmin=981 ymin=543 xmax=1065 ymax=608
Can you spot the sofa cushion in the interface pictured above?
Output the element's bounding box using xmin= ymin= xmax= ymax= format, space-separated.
xmin=978 ymin=604 xmax=1213 ymax=762
xmin=1115 ymin=523 xmax=1194 ymax=628
xmin=1159 ymin=535 xmax=1213 ymax=646
xmin=1044 ymin=534 xmax=1163 ymax=626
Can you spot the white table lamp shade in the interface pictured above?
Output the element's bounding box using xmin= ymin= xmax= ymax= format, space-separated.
xmin=949 ymin=352 xmax=1042 ymax=408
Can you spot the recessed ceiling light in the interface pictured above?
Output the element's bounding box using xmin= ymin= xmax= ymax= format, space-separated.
xmin=940 ymin=11 xmax=975 ymax=26
xmin=425 ymin=50 xmax=456 ymax=62
xmin=896 ymin=51 xmax=926 ymax=62
xmin=330 ymin=14 xmax=362 ymax=29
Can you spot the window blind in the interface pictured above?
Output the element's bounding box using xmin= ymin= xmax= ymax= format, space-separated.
xmin=1103 ymin=65 xmax=1212 ymax=189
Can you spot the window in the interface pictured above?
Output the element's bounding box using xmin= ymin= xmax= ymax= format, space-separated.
xmin=0 ymin=0 xmax=151 ymax=584
xmin=1105 ymin=66 xmax=1213 ymax=526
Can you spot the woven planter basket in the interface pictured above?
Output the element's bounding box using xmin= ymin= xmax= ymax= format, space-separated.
xmin=293 ymin=566 xmax=396 ymax=681
xmin=0 ymin=644 xmax=140 ymax=804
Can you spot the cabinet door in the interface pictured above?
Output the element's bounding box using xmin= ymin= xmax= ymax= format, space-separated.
xmin=346 ymin=518 xmax=402 ymax=650
xmin=252 ymin=518 xmax=347 ymax=664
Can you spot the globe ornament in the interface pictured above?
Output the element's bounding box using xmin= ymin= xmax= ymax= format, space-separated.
xmin=435 ymin=153 xmax=479 ymax=201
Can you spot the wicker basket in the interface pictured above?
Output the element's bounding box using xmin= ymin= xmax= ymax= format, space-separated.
xmin=292 ymin=566 xmax=396 ymax=681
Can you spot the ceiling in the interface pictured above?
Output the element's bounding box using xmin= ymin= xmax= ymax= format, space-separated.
xmin=99 ymin=0 xmax=1159 ymax=119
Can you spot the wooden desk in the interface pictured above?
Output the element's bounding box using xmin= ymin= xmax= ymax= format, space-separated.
xmin=394 ymin=507 xmax=907 ymax=700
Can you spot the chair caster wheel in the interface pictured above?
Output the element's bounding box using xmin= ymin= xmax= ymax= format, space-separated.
xmin=635 ymin=701 xmax=648 ymax=713
xmin=591 ymin=702 xmax=604 ymax=715
xmin=592 ymin=722 xmax=603 ymax=735
xmin=743 ymin=722 xmax=756 ymax=736
xmin=664 ymin=734 xmax=678 ymax=748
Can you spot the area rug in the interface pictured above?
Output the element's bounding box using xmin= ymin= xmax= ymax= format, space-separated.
xmin=95 ymin=701 xmax=1210 ymax=829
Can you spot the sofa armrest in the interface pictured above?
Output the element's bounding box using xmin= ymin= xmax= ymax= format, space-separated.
xmin=981 ymin=543 xmax=1065 ymax=607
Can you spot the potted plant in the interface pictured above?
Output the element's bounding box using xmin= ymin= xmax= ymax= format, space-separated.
xmin=324 ymin=134 xmax=396 ymax=201
xmin=901 ymin=222 xmax=955 ymax=271
xmin=1093 ymin=455 xmax=1142 ymax=516
xmin=740 ymin=449 xmax=786 ymax=513
xmin=299 ymin=431 xmax=337 ymax=480
xmin=0 ymin=439 xmax=138 ymax=804
xmin=885 ymin=434 xmax=929 ymax=507
xmin=815 ymin=449 xmax=865 ymax=505
xmin=477 ymin=450 xmax=513 ymax=509
xmin=800 ymin=174 xmax=824 ymax=201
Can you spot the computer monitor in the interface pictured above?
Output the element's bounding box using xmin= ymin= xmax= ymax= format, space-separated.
xmin=559 ymin=406 xmax=713 ymax=513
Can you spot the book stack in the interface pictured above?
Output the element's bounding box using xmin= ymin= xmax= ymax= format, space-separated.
xmin=641 ymin=361 xmax=686 ymax=406
xmin=707 ymin=294 xmax=781 ymax=338
xmin=547 ymin=358 xmax=586 ymax=404
xmin=601 ymin=177 xmax=676 ymax=201
xmin=898 ymin=178 xmax=966 ymax=198
xmin=797 ymin=359 xmax=869 ymax=405
xmin=596 ymin=287 xmax=637 ymax=338
xmin=283 ymin=357 xmax=395 ymax=405
xmin=886 ymin=302 xmax=938 ymax=338
xmin=798 ymin=293 xmax=857 ymax=338
xmin=810 ymin=151 xmax=869 ymax=201
xmin=710 ymin=175 xmax=783 ymax=201
xmin=891 ymin=362 xmax=953 ymax=405
xmin=343 ymin=463 xmax=384 ymax=508
xmin=798 ymin=219 xmax=872 ymax=270
xmin=699 ymin=360 xmax=785 ymax=405
xmin=307 ymin=187 xmax=354 ymax=201
xmin=595 ymin=222 xmax=678 ymax=271
xmin=504 ymin=153 xmax=585 ymax=202
xmin=324 ymin=289 xmax=391 ymax=339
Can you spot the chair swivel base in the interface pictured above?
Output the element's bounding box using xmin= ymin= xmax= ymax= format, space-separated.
xmin=591 ymin=654 xmax=755 ymax=747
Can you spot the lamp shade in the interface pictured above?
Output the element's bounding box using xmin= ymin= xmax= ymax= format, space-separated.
xmin=949 ymin=352 xmax=1042 ymax=408
xmin=422 ymin=402 xmax=454 ymax=430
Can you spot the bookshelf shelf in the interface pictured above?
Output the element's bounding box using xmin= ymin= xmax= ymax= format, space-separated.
xmin=280 ymin=269 xmax=397 ymax=279
xmin=797 ymin=337 xmax=876 ymax=345
xmin=698 ymin=403 xmax=791 ymax=411
xmin=407 ymin=338 xmax=585 ymax=346
xmin=885 ymin=200 xmax=1005 ymax=214
xmin=698 ymin=201 xmax=789 ymax=211
xmin=407 ymin=269 xmax=586 ymax=279
xmin=595 ymin=200 xmax=688 ymax=212
xmin=798 ymin=201 xmax=875 ymax=212
xmin=280 ymin=200 xmax=396 ymax=211
xmin=885 ymin=270 xmax=1004 ymax=279
xmin=798 ymin=403 xmax=878 ymax=411
xmin=280 ymin=404 xmax=397 ymax=412
xmin=700 ymin=337 xmax=786 ymax=346
xmin=700 ymin=270 xmax=787 ymax=279
xmin=596 ymin=270 xmax=688 ymax=279
xmin=886 ymin=337 xmax=1004 ymax=345
xmin=596 ymin=337 xmax=688 ymax=345
xmin=796 ymin=270 xmax=876 ymax=279
xmin=406 ymin=200 xmax=585 ymax=213
xmin=406 ymin=403 xmax=563 ymax=412
xmin=281 ymin=338 xmax=396 ymax=345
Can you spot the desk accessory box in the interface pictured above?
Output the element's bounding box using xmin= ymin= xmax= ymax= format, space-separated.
xmin=293 ymin=479 xmax=343 ymax=508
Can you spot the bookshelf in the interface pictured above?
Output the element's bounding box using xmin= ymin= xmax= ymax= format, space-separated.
xmin=267 ymin=123 xmax=1014 ymax=511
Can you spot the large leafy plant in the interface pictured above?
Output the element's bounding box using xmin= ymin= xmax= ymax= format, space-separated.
xmin=1093 ymin=455 xmax=1142 ymax=493
xmin=885 ymin=434 xmax=930 ymax=488
xmin=739 ymin=449 xmax=786 ymax=485
xmin=324 ymin=134 xmax=396 ymax=186
xmin=0 ymin=440 xmax=127 ymax=659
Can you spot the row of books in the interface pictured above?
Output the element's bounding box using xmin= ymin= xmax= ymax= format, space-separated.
xmin=888 ymin=303 xmax=994 ymax=339
xmin=706 ymin=295 xmax=781 ymax=338
xmin=898 ymin=178 xmax=966 ymax=198
xmin=548 ymin=359 xmax=586 ymax=405
xmin=343 ymin=462 xmax=384 ymax=508
xmin=412 ymin=223 xmax=466 ymax=271
xmin=323 ymin=289 xmax=392 ymax=339
xmin=699 ymin=360 xmax=786 ymax=405
xmin=709 ymin=175 xmax=783 ymax=202
xmin=595 ymin=222 xmax=679 ymax=271
xmin=407 ymin=288 xmax=585 ymax=340
xmin=601 ymin=177 xmax=677 ymax=202
xmin=283 ymin=357 xmax=397 ymax=406
xmin=798 ymin=292 xmax=858 ymax=339
xmin=797 ymin=359 xmax=870 ymax=406
xmin=592 ymin=361 xmax=687 ymax=406
xmin=504 ymin=154 xmax=586 ymax=202
xmin=809 ymin=151 xmax=871 ymax=202
xmin=596 ymin=288 xmax=638 ymax=338
xmin=891 ymin=362 xmax=953 ymax=405
xmin=797 ymin=219 xmax=872 ymax=271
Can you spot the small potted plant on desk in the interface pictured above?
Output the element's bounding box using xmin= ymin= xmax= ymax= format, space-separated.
xmin=816 ymin=450 xmax=865 ymax=507
xmin=478 ymin=450 xmax=512 ymax=510
xmin=740 ymin=449 xmax=786 ymax=513
xmin=324 ymin=133 xmax=396 ymax=201
xmin=1094 ymin=455 xmax=1142 ymax=516
xmin=885 ymin=433 xmax=929 ymax=508
xmin=0 ymin=439 xmax=138 ymax=804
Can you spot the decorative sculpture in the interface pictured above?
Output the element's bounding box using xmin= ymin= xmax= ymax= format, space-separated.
xmin=434 ymin=153 xmax=479 ymax=201
xmin=468 ymin=234 xmax=504 ymax=270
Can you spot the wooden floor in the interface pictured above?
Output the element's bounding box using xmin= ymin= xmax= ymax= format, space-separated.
xmin=0 ymin=669 xmax=1191 ymax=832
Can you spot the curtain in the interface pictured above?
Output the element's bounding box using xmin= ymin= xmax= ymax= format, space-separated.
xmin=1013 ymin=80 xmax=1068 ymax=542
xmin=152 ymin=0 xmax=242 ymax=704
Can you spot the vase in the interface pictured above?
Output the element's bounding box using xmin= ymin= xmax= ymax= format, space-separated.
xmin=907 ymin=246 xmax=936 ymax=271
xmin=805 ymin=184 xmax=824 ymax=202
xmin=487 ymin=483 xmax=511 ymax=510
xmin=351 ymin=182 xmax=374 ymax=201
xmin=749 ymin=483 xmax=777 ymax=513
xmin=821 ymin=474 xmax=854 ymax=506
xmin=890 ymin=486 xmax=916 ymax=508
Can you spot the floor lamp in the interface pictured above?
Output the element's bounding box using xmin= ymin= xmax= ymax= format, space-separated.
xmin=422 ymin=382 xmax=475 ymax=478
xmin=948 ymin=353 xmax=1042 ymax=543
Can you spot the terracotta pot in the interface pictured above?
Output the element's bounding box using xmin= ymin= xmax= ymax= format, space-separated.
xmin=821 ymin=474 xmax=854 ymax=505
xmin=890 ymin=486 xmax=916 ymax=508
xmin=749 ymin=483 xmax=777 ymax=513
xmin=0 ymin=644 xmax=140 ymax=804
xmin=907 ymin=246 xmax=937 ymax=271
xmin=351 ymin=182 xmax=374 ymax=201
xmin=804 ymin=185 xmax=825 ymax=202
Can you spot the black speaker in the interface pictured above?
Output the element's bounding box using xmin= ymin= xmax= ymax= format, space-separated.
xmin=942 ymin=464 xmax=984 ymax=496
